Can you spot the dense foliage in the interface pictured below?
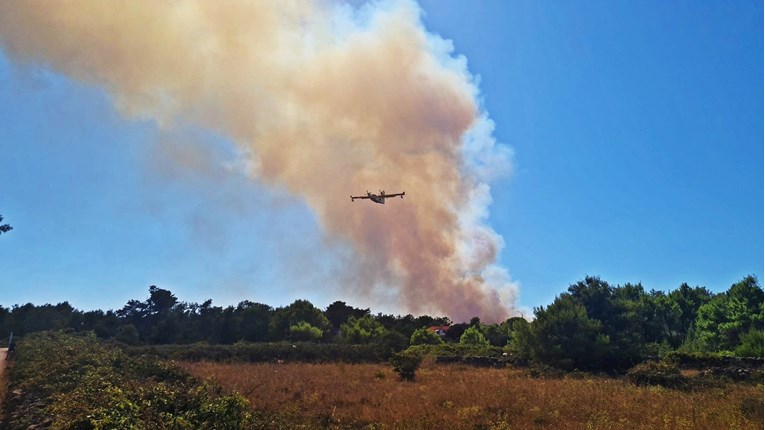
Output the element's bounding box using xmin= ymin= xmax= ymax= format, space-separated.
xmin=0 ymin=275 xmax=761 ymax=372
xmin=127 ymin=341 xmax=393 ymax=363
xmin=507 ymin=276 xmax=763 ymax=371
xmin=0 ymin=214 xmax=11 ymax=235
xmin=3 ymin=331 xmax=252 ymax=429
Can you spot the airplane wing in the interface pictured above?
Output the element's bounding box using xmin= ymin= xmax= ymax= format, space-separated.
xmin=350 ymin=195 xmax=371 ymax=200
xmin=384 ymin=192 xmax=405 ymax=198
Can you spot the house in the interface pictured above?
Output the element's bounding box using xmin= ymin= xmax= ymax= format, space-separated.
xmin=427 ymin=325 xmax=450 ymax=337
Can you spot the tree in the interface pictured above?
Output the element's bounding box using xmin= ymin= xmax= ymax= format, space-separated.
xmin=340 ymin=315 xmax=387 ymax=344
xmin=324 ymin=301 xmax=369 ymax=330
xmin=237 ymin=301 xmax=273 ymax=342
xmin=147 ymin=285 xmax=178 ymax=315
xmin=0 ymin=214 xmax=11 ymax=235
xmin=505 ymin=317 xmax=532 ymax=362
xmin=692 ymin=276 xmax=763 ymax=353
xmin=668 ymin=283 xmax=712 ymax=345
xmin=528 ymin=296 xmax=610 ymax=370
xmin=459 ymin=326 xmax=490 ymax=347
xmin=269 ymin=300 xmax=330 ymax=341
xmin=288 ymin=321 xmax=324 ymax=341
xmin=444 ymin=323 xmax=468 ymax=343
xmin=734 ymin=328 xmax=763 ymax=357
xmin=409 ymin=327 xmax=444 ymax=346
xmin=482 ymin=323 xmax=510 ymax=347
xmin=560 ymin=277 xmax=651 ymax=369
xmin=390 ymin=349 xmax=423 ymax=381
xmin=115 ymin=324 xmax=140 ymax=345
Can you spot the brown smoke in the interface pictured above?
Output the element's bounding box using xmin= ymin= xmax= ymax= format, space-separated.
xmin=0 ymin=0 xmax=518 ymax=322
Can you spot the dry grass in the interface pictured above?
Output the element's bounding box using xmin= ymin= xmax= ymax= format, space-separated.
xmin=181 ymin=360 xmax=763 ymax=429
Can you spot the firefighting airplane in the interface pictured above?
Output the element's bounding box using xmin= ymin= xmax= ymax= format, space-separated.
xmin=350 ymin=190 xmax=405 ymax=204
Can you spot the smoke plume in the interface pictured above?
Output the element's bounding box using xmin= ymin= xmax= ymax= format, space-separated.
xmin=0 ymin=0 xmax=518 ymax=322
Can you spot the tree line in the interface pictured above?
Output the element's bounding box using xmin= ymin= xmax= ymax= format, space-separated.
xmin=1 ymin=275 xmax=761 ymax=371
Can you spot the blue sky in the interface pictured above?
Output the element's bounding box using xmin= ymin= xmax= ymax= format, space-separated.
xmin=0 ymin=1 xmax=762 ymax=317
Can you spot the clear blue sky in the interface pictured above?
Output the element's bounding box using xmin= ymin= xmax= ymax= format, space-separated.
xmin=0 ymin=1 xmax=762 ymax=316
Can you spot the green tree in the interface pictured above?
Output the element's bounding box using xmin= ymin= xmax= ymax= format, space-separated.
xmin=505 ymin=317 xmax=532 ymax=362
xmin=288 ymin=321 xmax=324 ymax=341
xmin=324 ymin=301 xmax=369 ymax=330
xmin=0 ymin=214 xmax=11 ymax=235
xmin=459 ymin=326 xmax=490 ymax=347
xmin=561 ymin=277 xmax=651 ymax=369
xmin=115 ymin=324 xmax=140 ymax=345
xmin=390 ymin=349 xmax=423 ymax=381
xmin=482 ymin=323 xmax=510 ymax=346
xmin=444 ymin=323 xmax=468 ymax=343
xmin=340 ymin=315 xmax=387 ymax=344
xmin=269 ymin=300 xmax=330 ymax=341
xmin=409 ymin=327 xmax=444 ymax=346
xmin=236 ymin=301 xmax=273 ymax=342
xmin=692 ymin=276 xmax=763 ymax=353
xmin=734 ymin=328 xmax=764 ymax=357
xmin=528 ymin=295 xmax=610 ymax=370
xmin=668 ymin=283 xmax=712 ymax=345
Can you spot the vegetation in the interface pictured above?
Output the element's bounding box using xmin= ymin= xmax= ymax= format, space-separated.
xmin=340 ymin=315 xmax=386 ymax=344
xmin=126 ymin=342 xmax=393 ymax=364
xmin=3 ymin=331 xmax=252 ymax=429
xmin=390 ymin=349 xmax=424 ymax=381
xmin=459 ymin=325 xmax=490 ymax=347
xmin=507 ymin=276 xmax=763 ymax=371
xmin=0 ymin=275 xmax=761 ymax=374
xmin=409 ymin=327 xmax=444 ymax=346
xmin=0 ymin=274 xmax=761 ymax=428
xmin=0 ymin=214 xmax=11 ymax=235
xmin=183 ymin=360 xmax=764 ymax=429
xmin=625 ymin=361 xmax=687 ymax=388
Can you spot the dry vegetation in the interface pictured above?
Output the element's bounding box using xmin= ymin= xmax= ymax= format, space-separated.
xmin=0 ymin=348 xmax=7 ymax=413
xmin=182 ymin=360 xmax=763 ymax=429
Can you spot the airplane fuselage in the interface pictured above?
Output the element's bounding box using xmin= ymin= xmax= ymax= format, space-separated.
xmin=350 ymin=190 xmax=404 ymax=204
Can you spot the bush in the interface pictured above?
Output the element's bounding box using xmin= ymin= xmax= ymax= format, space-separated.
xmin=4 ymin=331 xmax=253 ymax=429
xmin=734 ymin=328 xmax=764 ymax=357
xmin=663 ymin=351 xmax=763 ymax=369
xmin=410 ymin=327 xmax=444 ymax=346
xmin=288 ymin=321 xmax=324 ymax=342
xmin=406 ymin=343 xmax=504 ymax=358
xmin=390 ymin=350 xmax=424 ymax=381
xmin=127 ymin=341 xmax=393 ymax=363
xmin=626 ymin=361 xmax=686 ymax=388
xmin=459 ymin=326 xmax=490 ymax=347
xmin=341 ymin=315 xmax=387 ymax=344
xmin=526 ymin=364 xmax=567 ymax=379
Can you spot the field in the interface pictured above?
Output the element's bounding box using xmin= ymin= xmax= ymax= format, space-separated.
xmin=182 ymin=360 xmax=763 ymax=429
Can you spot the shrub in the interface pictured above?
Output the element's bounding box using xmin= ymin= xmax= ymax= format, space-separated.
xmin=526 ymin=364 xmax=567 ymax=379
xmin=4 ymin=331 xmax=253 ymax=429
xmin=127 ymin=341 xmax=393 ymax=363
xmin=410 ymin=327 xmax=444 ymax=346
xmin=390 ymin=349 xmax=424 ymax=381
xmin=626 ymin=361 xmax=686 ymax=388
xmin=460 ymin=326 xmax=490 ymax=347
xmin=341 ymin=315 xmax=387 ymax=344
xmin=288 ymin=321 xmax=324 ymax=342
xmin=734 ymin=328 xmax=764 ymax=357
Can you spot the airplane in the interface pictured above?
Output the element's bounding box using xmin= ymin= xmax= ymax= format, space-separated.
xmin=350 ymin=190 xmax=405 ymax=204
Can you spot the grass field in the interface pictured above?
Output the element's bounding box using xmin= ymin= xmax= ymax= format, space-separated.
xmin=182 ymin=360 xmax=763 ymax=429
